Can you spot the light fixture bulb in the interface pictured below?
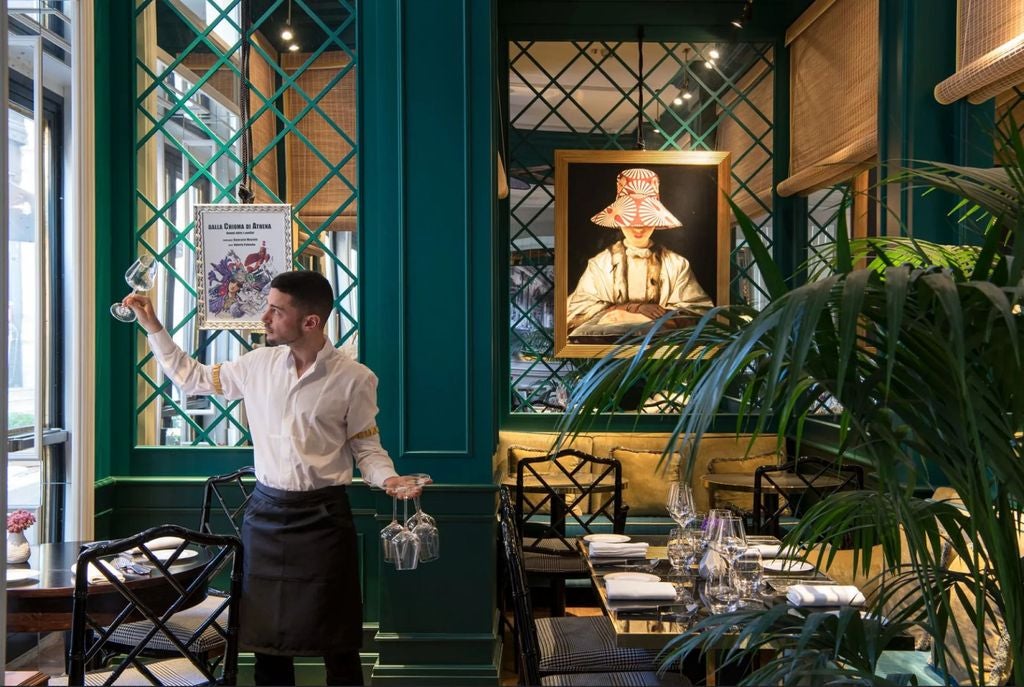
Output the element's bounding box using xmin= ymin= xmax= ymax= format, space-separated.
xmin=705 ymin=60 xmax=714 ymax=69
xmin=288 ymin=44 xmax=300 ymax=52
xmin=673 ymin=97 xmax=683 ymax=106
xmin=281 ymin=25 xmax=294 ymax=41
xmin=709 ymin=48 xmax=720 ymax=59
xmin=682 ymin=92 xmax=693 ymax=100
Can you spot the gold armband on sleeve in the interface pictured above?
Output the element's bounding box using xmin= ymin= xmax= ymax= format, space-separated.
xmin=212 ymin=364 xmax=224 ymax=395
xmin=350 ymin=425 xmax=380 ymax=441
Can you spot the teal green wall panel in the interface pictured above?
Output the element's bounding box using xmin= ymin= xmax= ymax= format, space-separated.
xmin=360 ymin=0 xmax=497 ymax=482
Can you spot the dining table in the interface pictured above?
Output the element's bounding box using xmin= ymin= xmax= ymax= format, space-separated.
xmin=5 ymin=540 xmax=211 ymax=633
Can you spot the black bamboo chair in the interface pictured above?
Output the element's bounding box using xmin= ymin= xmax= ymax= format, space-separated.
xmin=499 ymin=487 xmax=689 ymax=686
xmin=102 ymin=467 xmax=255 ymax=670
xmin=515 ymin=450 xmax=628 ymax=616
xmin=67 ymin=523 xmax=243 ymax=686
xmin=752 ymin=457 xmax=865 ymax=537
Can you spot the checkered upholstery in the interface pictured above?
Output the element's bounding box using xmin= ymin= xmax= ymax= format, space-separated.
xmin=106 ymin=595 xmax=228 ymax=654
xmin=524 ymin=550 xmax=589 ymax=574
xmin=540 ymin=670 xmax=690 ymax=686
xmin=52 ymin=656 xmax=211 ymax=686
xmin=536 ymin=616 xmax=659 ymax=673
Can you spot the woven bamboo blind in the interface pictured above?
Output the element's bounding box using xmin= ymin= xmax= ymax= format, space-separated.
xmin=935 ymin=0 xmax=1024 ymax=105
xmin=181 ymin=32 xmax=279 ymax=203
xmin=777 ymin=0 xmax=878 ymax=197
xmin=283 ymin=51 xmax=357 ymax=232
xmin=716 ymin=54 xmax=774 ymax=217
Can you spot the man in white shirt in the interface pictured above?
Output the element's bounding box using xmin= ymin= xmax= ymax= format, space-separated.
xmin=124 ymin=271 xmax=421 ymax=686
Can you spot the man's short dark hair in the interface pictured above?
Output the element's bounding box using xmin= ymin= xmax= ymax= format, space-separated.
xmin=270 ymin=270 xmax=334 ymax=325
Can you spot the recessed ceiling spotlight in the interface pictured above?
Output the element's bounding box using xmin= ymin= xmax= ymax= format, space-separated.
xmin=705 ymin=60 xmax=714 ymax=69
xmin=288 ymin=44 xmax=300 ymax=52
xmin=682 ymin=91 xmax=693 ymax=100
xmin=673 ymin=96 xmax=684 ymax=106
xmin=709 ymin=48 xmax=720 ymax=60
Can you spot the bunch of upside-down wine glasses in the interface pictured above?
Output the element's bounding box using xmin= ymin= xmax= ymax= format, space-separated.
xmin=380 ymin=473 xmax=439 ymax=570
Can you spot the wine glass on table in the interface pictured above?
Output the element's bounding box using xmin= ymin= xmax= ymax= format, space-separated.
xmin=111 ymin=254 xmax=158 ymax=322
xmin=713 ymin=514 xmax=747 ymax=566
xmin=667 ymin=481 xmax=696 ymax=527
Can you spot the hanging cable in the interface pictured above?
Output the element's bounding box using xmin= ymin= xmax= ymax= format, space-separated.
xmin=635 ymin=25 xmax=646 ymax=150
xmin=237 ymin=0 xmax=255 ymax=203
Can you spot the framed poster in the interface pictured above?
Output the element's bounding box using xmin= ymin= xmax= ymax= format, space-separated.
xmin=194 ymin=203 xmax=293 ymax=330
xmin=553 ymin=150 xmax=731 ymax=358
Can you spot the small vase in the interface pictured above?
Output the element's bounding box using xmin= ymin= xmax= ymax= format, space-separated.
xmin=7 ymin=530 xmax=31 ymax=564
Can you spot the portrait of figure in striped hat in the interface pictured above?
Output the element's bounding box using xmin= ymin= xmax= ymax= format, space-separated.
xmin=554 ymin=151 xmax=731 ymax=357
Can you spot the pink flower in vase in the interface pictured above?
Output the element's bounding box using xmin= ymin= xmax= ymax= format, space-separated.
xmin=7 ymin=509 xmax=36 ymax=534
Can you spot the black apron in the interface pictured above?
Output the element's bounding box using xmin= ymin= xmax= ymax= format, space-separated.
xmin=239 ymin=482 xmax=362 ymax=655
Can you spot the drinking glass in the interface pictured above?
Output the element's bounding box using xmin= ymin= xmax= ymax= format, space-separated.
xmin=702 ymin=509 xmax=729 ymax=550
xmin=111 ymin=255 xmax=158 ymax=322
xmin=705 ymin=569 xmax=740 ymax=613
xmin=667 ymin=527 xmax=696 ymax=571
xmin=713 ymin=514 xmax=747 ymax=564
xmin=390 ymin=486 xmax=421 ymax=570
xmin=407 ymin=474 xmax=439 ymax=562
xmin=731 ymin=548 xmax=763 ymax=602
xmin=380 ymin=493 xmax=405 ymax=563
xmin=667 ymin=481 xmax=695 ymax=527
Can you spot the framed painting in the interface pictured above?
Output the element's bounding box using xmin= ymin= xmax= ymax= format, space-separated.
xmin=553 ymin=150 xmax=731 ymax=358
xmin=195 ymin=203 xmax=293 ymax=330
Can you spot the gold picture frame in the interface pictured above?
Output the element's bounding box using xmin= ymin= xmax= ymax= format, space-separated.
xmin=554 ymin=150 xmax=731 ymax=358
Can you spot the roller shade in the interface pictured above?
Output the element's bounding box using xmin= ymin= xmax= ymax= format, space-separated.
xmin=283 ymin=51 xmax=358 ymax=232
xmin=716 ymin=54 xmax=774 ymax=217
xmin=935 ymin=0 xmax=1024 ymax=105
xmin=777 ymin=0 xmax=878 ymax=197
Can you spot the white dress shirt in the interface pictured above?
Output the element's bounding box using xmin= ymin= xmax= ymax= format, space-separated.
xmin=149 ymin=329 xmax=399 ymax=491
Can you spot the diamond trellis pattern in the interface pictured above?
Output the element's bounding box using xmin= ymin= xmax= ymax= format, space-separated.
xmin=507 ymin=40 xmax=776 ymax=414
xmin=806 ymin=185 xmax=850 ymax=280
xmin=133 ymin=0 xmax=359 ymax=445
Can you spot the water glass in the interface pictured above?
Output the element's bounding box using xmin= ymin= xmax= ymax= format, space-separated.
xmin=705 ymin=569 xmax=740 ymax=613
xmin=731 ymin=548 xmax=763 ymax=600
xmin=667 ymin=527 xmax=698 ymax=571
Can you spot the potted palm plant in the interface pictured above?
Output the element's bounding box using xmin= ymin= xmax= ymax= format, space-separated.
xmin=557 ymin=123 xmax=1024 ymax=685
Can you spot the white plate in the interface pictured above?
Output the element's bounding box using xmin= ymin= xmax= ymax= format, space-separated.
xmin=763 ymin=558 xmax=815 ymax=574
xmin=146 ymin=549 xmax=199 ymax=562
xmin=6 ymin=568 xmax=39 ymax=584
xmin=583 ymin=534 xmax=631 ymax=543
xmin=603 ymin=572 xmax=660 ymax=582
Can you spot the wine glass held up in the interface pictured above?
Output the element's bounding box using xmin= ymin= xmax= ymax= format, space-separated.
xmin=111 ymin=255 xmax=158 ymax=323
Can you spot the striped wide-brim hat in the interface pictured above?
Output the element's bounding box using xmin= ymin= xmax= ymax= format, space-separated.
xmin=590 ymin=168 xmax=682 ymax=229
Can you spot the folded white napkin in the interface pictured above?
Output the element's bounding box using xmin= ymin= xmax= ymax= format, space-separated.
xmin=605 ymin=580 xmax=678 ymax=600
xmin=698 ymin=548 xmax=727 ymax=578
xmin=128 ymin=536 xmax=186 ymax=554
xmin=588 ymin=542 xmax=650 ymax=558
xmin=70 ymin=560 xmax=125 ymax=584
xmin=786 ymin=584 xmax=865 ymax=607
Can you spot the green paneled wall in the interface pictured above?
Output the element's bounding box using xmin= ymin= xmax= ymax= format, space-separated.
xmin=94 ymin=0 xmax=500 ymax=683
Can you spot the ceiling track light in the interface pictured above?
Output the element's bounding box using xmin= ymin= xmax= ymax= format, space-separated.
xmin=281 ymin=0 xmax=295 ymax=42
xmin=732 ymin=0 xmax=753 ymax=29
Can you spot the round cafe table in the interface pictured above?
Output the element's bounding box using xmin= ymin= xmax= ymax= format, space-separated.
xmin=6 ymin=540 xmax=210 ymax=632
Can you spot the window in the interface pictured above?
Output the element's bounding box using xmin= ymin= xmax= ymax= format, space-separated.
xmin=6 ymin=0 xmax=73 ymax=545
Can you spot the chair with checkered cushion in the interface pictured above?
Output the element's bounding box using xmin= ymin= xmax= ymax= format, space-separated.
xmin=101 ymin=467 xmax=255 ymax=670
xmin=65 ymin=524 xmax=242 ymax=686
xmin=499 ymin=487 xmax=690 ymax=686
xmin=516 ymin=450 xmax=628 ymax=616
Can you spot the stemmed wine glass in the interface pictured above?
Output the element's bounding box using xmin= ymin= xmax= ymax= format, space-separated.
xmin=405 ymin=473 xmax=439 ymax=562
xmin=713 ymin=514 xmax=748 ymax=566
xmin=380 ymin=492 xmax=405 ymax=563
xmin=390 ymin=486 xmax=421 ymax=570
xmin=111 ymin=255 xmax=158 ymax=322
xmin=667 ymin=481 xmax=696 ymax=527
